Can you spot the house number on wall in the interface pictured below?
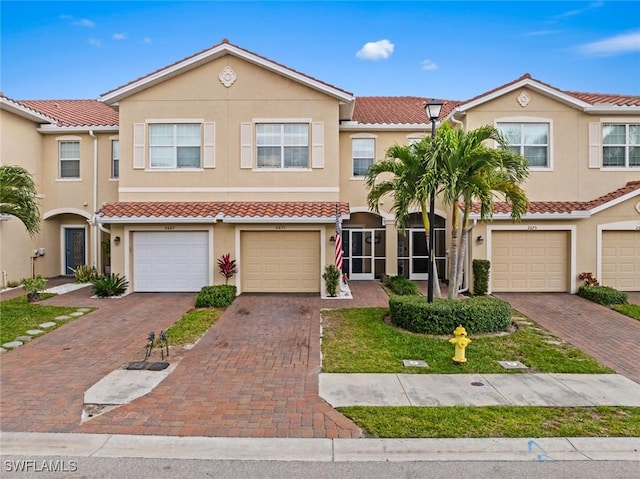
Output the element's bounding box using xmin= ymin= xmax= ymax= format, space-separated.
xmin=164 ymin=226 xmax=176 ymax=230
xmin=275 ymin=225 xmax=285 ymax=230
xmin=527 ymin=225 xmax=538 ymax=230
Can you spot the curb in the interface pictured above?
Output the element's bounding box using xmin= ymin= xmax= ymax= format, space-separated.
xmin=1 ymin=433 xmax=639 ymax=462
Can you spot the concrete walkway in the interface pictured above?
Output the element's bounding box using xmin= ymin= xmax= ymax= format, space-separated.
xmin=319 ymin=373 xmax=640 ymax=407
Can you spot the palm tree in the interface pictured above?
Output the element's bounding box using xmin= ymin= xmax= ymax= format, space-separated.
xmin=432 ymin=123 xmax=529 ymax=298
xmin=0 ymin=165 xmax=40 ymax=236
xmin=365 ymin=139 xmax=443 ymax=298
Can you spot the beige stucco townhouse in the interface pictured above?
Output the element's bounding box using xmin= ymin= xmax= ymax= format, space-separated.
xmin=1 ymin=40 xmax=638 ymax=294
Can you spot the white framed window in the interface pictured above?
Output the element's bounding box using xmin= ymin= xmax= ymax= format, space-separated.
xmin=603 ymin=124 xmax=640 ymax=168
xmin=111 ymin=139 xmax=119 ymax=178
xmin=352 ymin=138 xmax=375 ymax=176
xmin=59 ymin=140 xmax=80 ymax=178
xmin=149 ymin=123 xmax=201 ymax=169
xmin=256 ymin=123 xmax=309 ymax=168
xmin=498 ymin=122 xmax=549 ymax=168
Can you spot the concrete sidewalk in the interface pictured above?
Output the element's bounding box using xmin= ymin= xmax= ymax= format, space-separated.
xmin=319 ymin=373 xmax=640 ymax=407
xmin=1 ymin=432 xmax=639 ymax=462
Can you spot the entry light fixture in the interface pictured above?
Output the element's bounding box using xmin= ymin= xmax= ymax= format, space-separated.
xmin=114 ymin=236 xmax=121 ymax=246
xmin=476 ymin=235 xmax=484 ymax=244
xmin=329 ymin=236 xmax=336 ymax=244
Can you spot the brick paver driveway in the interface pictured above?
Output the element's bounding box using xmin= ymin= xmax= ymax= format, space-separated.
xmin=495 ymin=293 xmax=640 ymax=384
xmin=2 ymin=282 xmax=388 ymax=437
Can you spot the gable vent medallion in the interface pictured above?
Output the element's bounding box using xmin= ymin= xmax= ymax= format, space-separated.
xmin=517 ymin=91 xmax=531 ymax=108
xmin=219 ymin=67 xmax=237 ymax=88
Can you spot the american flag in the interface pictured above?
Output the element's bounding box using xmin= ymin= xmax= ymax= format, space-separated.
xmin=335 ymin=206 xmax=343 ymax=271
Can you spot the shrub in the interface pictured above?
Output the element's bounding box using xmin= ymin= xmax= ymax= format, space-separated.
xmin=217 ymin=253 xmax=237 ymax=285
xmin=72 ymin=264 xmax=99 ymax=283
xmin=389 ymin=295 xmax=512 ymax=335
xmin=578 ymin=272 xmax=599 ymax=286
xmin=7 ymin=280 xmax=22 ymax=288
xmin=472 ymin=259 xmax=490 ymax=296
xmin=22 ymin=276 xmax=47 ymax=302
xmin=195 ymin=285 xmax=237 ymax=308
xmin=323 ymin=264 xmax=341 ymax=297
xmin=577 ymin=285 xmax=627 ymax=305
xmin=92 ymin=273 xmax=128 ymax=298
xmin=387 ymin=275 xmax=420 ymax=296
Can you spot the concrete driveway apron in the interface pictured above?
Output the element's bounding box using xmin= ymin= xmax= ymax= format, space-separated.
xmin=495 ymin=293 xmax=640 ymax=384
xmin=75 ymin=294 xmax=362 ymax=438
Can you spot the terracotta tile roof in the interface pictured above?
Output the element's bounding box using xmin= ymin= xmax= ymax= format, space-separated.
xmin=101 ymin=39 xmax=353 ymax=99
xmin=352 ymin=97 xmax=459 ymax=124
xmin=18 ymin=100 xmax=119 ymax=127
xmin=471 ymin=180 xmax=640 ymax=215
xmin=97 ymin=201 xmax=350 ymax=220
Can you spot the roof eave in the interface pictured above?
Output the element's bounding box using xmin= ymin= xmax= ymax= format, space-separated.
xmin=340 ymin=123 xmax=432 ymax=131
xmin=100 ymin=43 xmax=354 ymax=105
xmin=37 ymin=125 xmax=120 ymax=134
xmin=585 ymin=105 xmax=640 ymax=114
xmin=0 ymin=97 xmax=56 ymax=124
xmin=96 ymin=216 xmax=219 ymax=224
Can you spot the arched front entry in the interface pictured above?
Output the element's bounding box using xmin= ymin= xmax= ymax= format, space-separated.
xmin=43 ymin=209 xmax=92 ymax=276
xmin=342 ymin=212 xmax=386 ymax=280
xmin=397 ymin=212 xmax=446 ymax=281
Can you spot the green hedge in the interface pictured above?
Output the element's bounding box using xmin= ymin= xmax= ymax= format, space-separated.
xmin=577 ymin=285 xmax=627 ymax=305
xmin=472 ymin=259 xmax=490 ymax=296
xmin=387 ymin=275 xmax=420 ymax=296
xmin=389 ymin=295 xmax=512 ymax=335
xmin=196 ymin=285 xmax=237 ymax=308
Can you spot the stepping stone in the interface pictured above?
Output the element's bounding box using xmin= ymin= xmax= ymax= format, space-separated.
xmin=39 ymin=322 xmax=57 ymax=329
xmin=126 ymin=361 xmax=148 ymax=370
xmin=54 ymin=315 xmax=71 ymax=321
xmin=70 ymin=312 xmax=84 ymax=317
xmin=16 ymin=335 xmax=32 ymax=342
xmin=2 ymin=341 xmax=23 ymax=349
xmin=77 ymin=308 xmax=91 ymax=312
xmin=0 ymin=347 xmax=7 ymax=354
xmin=26 ymin=329 xmax=44 ymax=335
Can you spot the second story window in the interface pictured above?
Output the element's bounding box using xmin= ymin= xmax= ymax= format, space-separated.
xmin=256 ymin=123 xmax=309 ymax=168
xmin=498 ymin=122 xmax=549 ymax=168
xmin=603 ymin=124 xmax=640 ymax=168
xmin=59 ymin=140 xmax=80 ymax=178
xmin=149 ymin=124 xmax=201 ymax=169
xmin=352 ymin=138 xmax=375 ymax=176
xmin=111 ymin=140 xmax=119 ymax=178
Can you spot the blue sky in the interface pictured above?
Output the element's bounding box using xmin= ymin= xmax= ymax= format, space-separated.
xmin=1 ymin=1 xmax=639 ymax=101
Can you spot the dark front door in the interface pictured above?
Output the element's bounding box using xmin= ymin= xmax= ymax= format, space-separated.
xmin=65 ymin=228 xmax=85 ymax=275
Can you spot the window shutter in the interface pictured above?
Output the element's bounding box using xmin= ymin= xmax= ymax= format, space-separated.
xmin=240 ymin=122 xmax=252 ymax=169
xmin=203 ymin=122 xmax=215 ymax=168
xmin=312 ymin=122 xmax=324 ymax=168
xmin=133 ymin=123 xmax=145 ymax=169
xmin=588 ymin=122 xmax=601 ymax=169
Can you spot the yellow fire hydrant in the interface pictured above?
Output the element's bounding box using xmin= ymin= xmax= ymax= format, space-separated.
xmin=449 ymin=325 xmax=472 ymax=364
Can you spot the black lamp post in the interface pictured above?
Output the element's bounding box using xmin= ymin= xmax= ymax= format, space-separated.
xmin=425 ymin=99 xmax=443 ymax=303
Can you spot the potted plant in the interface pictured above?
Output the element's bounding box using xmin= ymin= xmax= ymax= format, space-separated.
xmin=323 ymin=265 xmax=341 ymax=297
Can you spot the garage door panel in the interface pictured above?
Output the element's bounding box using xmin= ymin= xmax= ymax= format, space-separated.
xmin=134 ymin=231 xmax=209 ymax=292
xmin=491 ymin=231 xmax=568 ymax=292
xmin=241 ymin=231 xmax=320 ymax=293
xmin=602 ymin=231 xmax=640 ymax=291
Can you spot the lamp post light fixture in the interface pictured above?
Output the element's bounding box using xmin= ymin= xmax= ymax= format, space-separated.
xmin=424 ymin=99 xmax=443 ymax=303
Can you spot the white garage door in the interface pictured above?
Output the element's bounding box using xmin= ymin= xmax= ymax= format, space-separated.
xmin=602 ymin=231 xmax=640 ymax=291
xmin=491 ymin=230 xmax=569 ymax=292
xmin=133 ymin=231 xmax=209 ymax=292
xmin=241 ymin=231 xmax=320 ymax=293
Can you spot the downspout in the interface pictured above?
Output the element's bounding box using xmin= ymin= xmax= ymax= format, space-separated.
xmin=89 ymin=130 xmax=99 ymax=269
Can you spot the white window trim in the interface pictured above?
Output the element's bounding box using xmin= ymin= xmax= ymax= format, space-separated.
xmin=601 ymin=122 xmax=640 ymax=170
xmin=254 ymin=121 xmax=311 ymax=170
xmin=351 ymin=136 xmax=375 ymax=178
xmin=147 ymin=120 xmax=204 ymax=170
xmin=110 ymin=136 xmax=119 ymax=179
xmin=57 ymin=136 xmax=81 ymax=179
xmin=495 ymin=117 xmax=553 ymax=171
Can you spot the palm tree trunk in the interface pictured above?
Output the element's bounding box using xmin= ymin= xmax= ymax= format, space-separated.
xmin=422 ymin=205 xmax=442 ymax=299
xmin=447 ymin=204 xmax=461 ymax=299
xmin=455 ymin=204 xmax=472 ymax=293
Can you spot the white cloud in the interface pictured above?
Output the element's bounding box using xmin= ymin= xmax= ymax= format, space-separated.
xmin=356 ymin=39 xmax=394 ymax=60
xmin=74 ymin=18 xmax=95 ymax=28
xmin=421 ymin=59 xmax=438 ymax=71
xmin=143 ymin=37 xmax=152 ymax=44
xmin=112 ymin=33 xmax=126 ymax=40
xmin=578 ymin=31 xmax=640 ymax=56
xmin=88 ymin=38 xmax=102 ymax=48
xmin=552 ymin=1 xmax=603 ymax=20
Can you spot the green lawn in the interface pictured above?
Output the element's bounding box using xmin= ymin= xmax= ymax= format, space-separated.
xmin=0 ymin=294 xmax=91 ymax=344
xmin=321 ymin=307 xmax=612 ymax=374
xmin=165 ymin=308 xmax=222 ymax=345
xmin=338 ymin=406 xmax=640 ymax=438
xmin=612 ymin=303 xmax=640 ymax=321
